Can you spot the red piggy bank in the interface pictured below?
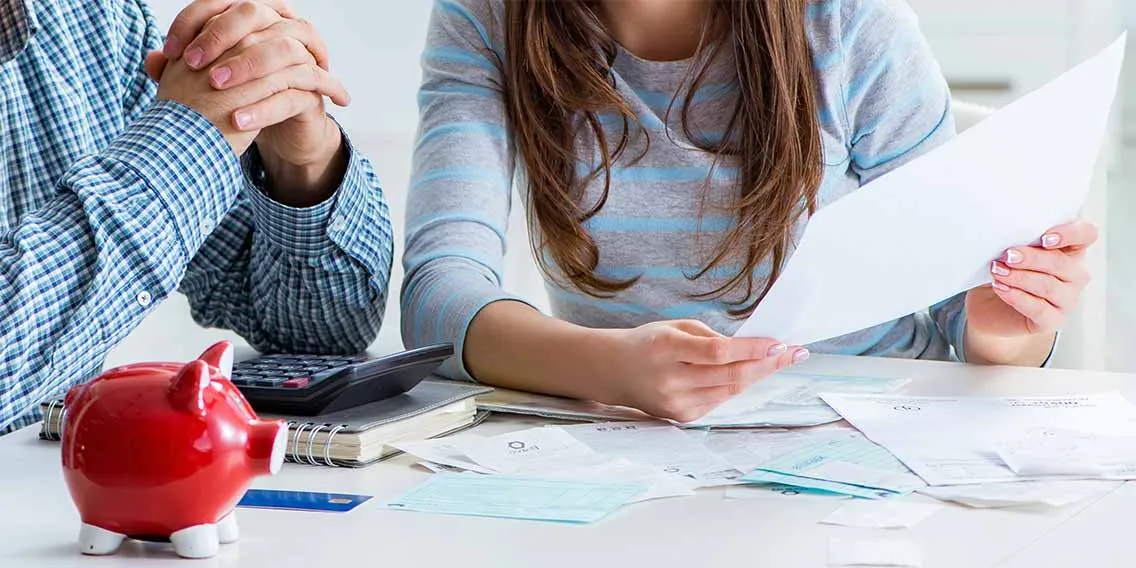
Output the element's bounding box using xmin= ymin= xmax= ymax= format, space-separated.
xmin=60 ymin=341 xmax=287 ymax=558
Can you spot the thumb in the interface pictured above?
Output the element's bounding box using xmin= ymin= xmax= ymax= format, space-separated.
xmin=144 ymin=50 xmax=168 ymax=82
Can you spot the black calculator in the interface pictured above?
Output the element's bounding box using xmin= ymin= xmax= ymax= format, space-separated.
xmin=229 ymin=343 xmax=454 ymax=416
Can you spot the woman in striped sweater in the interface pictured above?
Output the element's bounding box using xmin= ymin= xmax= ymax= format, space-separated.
xmin=401 ymin=0 xmax=1097 ymax=422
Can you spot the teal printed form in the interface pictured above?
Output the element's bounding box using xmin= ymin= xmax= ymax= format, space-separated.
xmin=744 ymin=434 xmax=924 ymax=496
xmin=383 ymin=474 xmax=648 ymax=523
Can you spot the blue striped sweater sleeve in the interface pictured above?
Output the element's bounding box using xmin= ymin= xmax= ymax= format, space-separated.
xmin=401 ymin=0 xmax=534 ymax=380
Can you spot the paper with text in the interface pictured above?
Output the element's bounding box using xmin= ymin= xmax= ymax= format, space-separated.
xmin=749 ymin=431 xmax=925 ymax=494
xmin=563 ymin=421 xmax=740 ymax=483
xmin=684 ymin=372 xmax=910 ymax=428
xmin=820 ymin=392 xmax=1136 ymax=485
xmin=736 ymin=33 xmax=1126 ymax=345
xmin=383 ymin=474 xmax=646 ymax=523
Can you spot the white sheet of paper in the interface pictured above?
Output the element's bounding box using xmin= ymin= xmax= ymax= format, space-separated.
xmin=750 ymin=430 xmax=925 ymax=494
xmin=701 ymin=429 xmax=832 ymax=473
xmin=827 ymin=538 xmax=923 ymax=567
xmin=820 ymin=392 xmax=1136 ymax=485
xmin=460 ymin=426 xmax=608 ymax=475
xmin=820 ymin=500 xmax=943 ymax=529
xmin=995 ymin=427 xmax=1136 ymax=477
xmin=735 ymin=33 xmax=1126 ymax=345
xmin=562 ymin=421 xmax=741 ymax=483
xmin=391 ymin=435 xmax=496 ymax=474
xmin=918 ymin=479 xmax=1120 ymax=508
xmin=538 ymin=458 xmax=698 ymax=503
xmin=683 ymin=372 xmax=910 ymax=428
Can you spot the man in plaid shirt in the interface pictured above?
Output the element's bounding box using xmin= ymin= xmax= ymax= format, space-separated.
xmin=0 ymin=0 xmax=394 ymax=434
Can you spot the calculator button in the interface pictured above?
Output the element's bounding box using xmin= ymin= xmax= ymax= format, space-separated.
xmin=282 ymin=377 xmax=310 ymax=389
xmin=255 ymin=378 xmax=285 ymax=387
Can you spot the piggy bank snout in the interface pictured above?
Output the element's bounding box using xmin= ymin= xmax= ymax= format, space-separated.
xmin=248 ymin=419 xmax=288 ymax=476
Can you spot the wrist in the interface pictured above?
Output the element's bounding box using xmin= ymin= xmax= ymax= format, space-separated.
xmin=964 ymin=325 xmax=1057 ymax=367
xmin=256 ymin=117 xmax=347 ymax=207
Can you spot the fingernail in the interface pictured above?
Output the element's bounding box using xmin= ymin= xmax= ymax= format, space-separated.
xmin=163 ymin=35 xmax=180 ymax=57
xmin=992 ymin=281 xmax=1011 ymax=292
xmin=185 ymin=47 xmax=204 ymax=69
xmin=991 ymin=261 xmax=1011 ymax=277
xmin=1004 ymin=249 xmax=1023 ymax=265
xmin=792 ymin=349 xmax=810 ymax=364
xmin=211 ymin=66 xmax=231 ymax=87
xmin=235 ymin=111 xmax=253 ymax=129
xmin=1042 ymin=233 xmax=1061 ymax=249
xmin=767 ymin=343 xmax=787 ymax=357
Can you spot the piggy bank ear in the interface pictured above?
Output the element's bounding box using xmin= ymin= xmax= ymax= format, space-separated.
xmin=197 ymin=341 xmax=234 ymax=380
xmin=168 ymin=360 xmax=211 ymax=417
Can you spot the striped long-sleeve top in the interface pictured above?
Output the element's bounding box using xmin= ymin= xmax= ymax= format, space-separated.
xmin=403 ymin=0 xmax=966 ymax=380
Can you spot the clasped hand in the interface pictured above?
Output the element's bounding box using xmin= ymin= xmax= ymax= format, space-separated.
xmin=146 ymin=0 xmax=350 ymax=205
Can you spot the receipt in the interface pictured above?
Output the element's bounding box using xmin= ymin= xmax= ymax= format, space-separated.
xmin=995 ymin=427 xmax=1136 ymax=478
xmin=391 ymin=435 xmax=495 ymax=474
xmin=461 ymin=426 xmax=606 ymax=474
xmin=563 ymin=421 xmax=741 ymax=483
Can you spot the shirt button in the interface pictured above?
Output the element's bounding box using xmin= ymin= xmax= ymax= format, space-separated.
xmin=201 ymin=217 xmax=215 ymax=234
xmin=330 ymin=218 xmax=346 ymax=233
xmin=137 ymin=291 xmax=152 ymax=307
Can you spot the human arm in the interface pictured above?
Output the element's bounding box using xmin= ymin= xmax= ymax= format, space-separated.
xmin=0 ymin=0 xmax=264 ymax=433
xmin=150 ymin=1 xmax=394 ymax=354
xmin=400 ymin=0 xmax=800 ymax=421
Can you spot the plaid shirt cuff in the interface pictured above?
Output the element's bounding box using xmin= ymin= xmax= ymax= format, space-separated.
xmin=241 ymin=119 xmax=370 ymax=259
xmin=100 ymin=99 xmax=242 ymax=255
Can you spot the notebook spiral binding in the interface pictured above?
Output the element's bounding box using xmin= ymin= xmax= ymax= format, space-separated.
xmin=39 ymin=399 xmax=67 ymax=441
xmin=284 ymin=420 xmax=348 ymax=468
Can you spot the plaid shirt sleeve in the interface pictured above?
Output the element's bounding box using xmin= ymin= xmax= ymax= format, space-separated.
xmin=178 ymin=130 xmax=394 ymax=356
xmin=0 ymin=0 xmax=392 ymax=434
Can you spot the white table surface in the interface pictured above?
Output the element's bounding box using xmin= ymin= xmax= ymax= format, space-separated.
xmin=3 ymin=353 xmax=1136 ymax=567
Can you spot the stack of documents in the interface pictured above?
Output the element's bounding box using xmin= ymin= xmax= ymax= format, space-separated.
xmin=819 ymin=392 xmax=1136 ymax=486
xmin=739 ymin=428 xmax=925 ymax=499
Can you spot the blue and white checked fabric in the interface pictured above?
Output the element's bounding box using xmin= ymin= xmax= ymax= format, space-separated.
xmin=0 ymin=0 xmax=394 ymax=434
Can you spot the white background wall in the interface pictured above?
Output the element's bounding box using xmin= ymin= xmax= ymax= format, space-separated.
xmin=149 ymin=1 xmax=434 ymax=140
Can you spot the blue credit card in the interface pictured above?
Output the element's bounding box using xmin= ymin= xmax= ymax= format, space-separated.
xmin=238 ymin=489 xmax=372 ymax=513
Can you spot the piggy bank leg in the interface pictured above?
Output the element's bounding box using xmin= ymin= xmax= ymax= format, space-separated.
xmin=170 ymin=524 xmax=220 ymax=559
xmin=78 ymin=523 xmax=124 ymax=555
xmin=217 ymin=511 xmax=239 ymax=544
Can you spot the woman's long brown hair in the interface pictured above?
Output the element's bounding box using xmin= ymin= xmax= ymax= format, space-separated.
xmin=503 ymin=0 xmax=823 ymax=316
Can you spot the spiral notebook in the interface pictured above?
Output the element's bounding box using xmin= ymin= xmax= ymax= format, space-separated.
xmin=39 ymin=379 xmax=492 ymax=468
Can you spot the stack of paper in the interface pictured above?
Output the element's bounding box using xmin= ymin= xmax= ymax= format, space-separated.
xmin=819 ymin=392 xmax=1136 ymax=486
xmin=685 ymin=373 xmax=911 ymax=428
xmin=740 ymin=429 xmax=925 ymax=499
xmin=392 ymin=423 xmax=706 ymax=503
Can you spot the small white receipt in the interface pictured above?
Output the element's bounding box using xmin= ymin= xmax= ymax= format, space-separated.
xmin=820 ymin=500 xmax=942 ymax=529
xmin=828 ymin=538 xmax=923 ymax=567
